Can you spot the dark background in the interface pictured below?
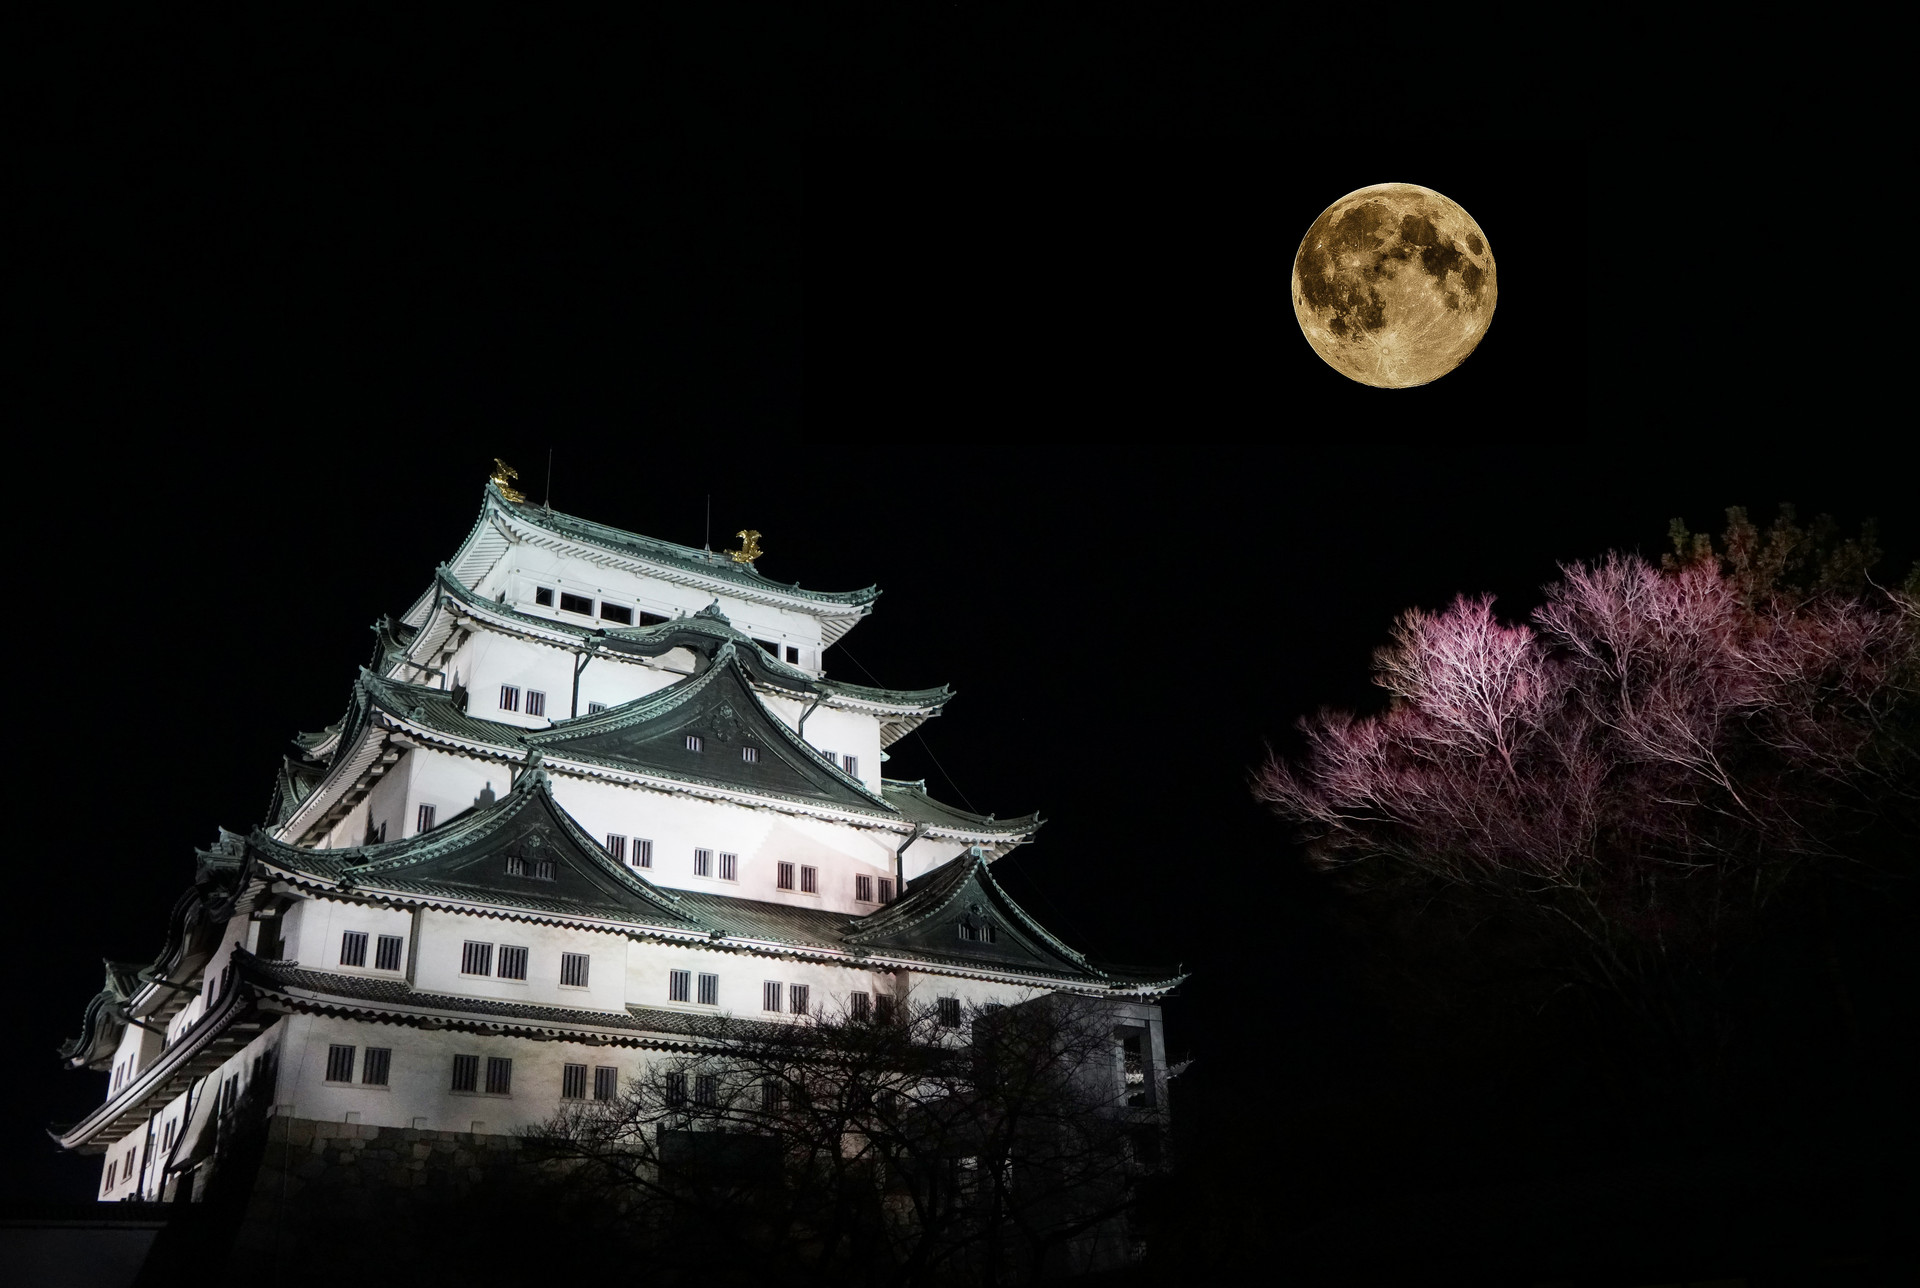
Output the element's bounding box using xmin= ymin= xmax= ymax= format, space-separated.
xmin=14 ymin=9 xmax=1907 ymax=1282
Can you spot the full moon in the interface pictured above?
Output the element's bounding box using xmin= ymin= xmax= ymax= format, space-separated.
xmin=1292 ymin=183 xmax=1496 ymax=388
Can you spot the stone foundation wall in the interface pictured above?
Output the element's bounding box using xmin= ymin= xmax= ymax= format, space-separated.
xmin=254 ymin=1116 xmax=527 ymax=1196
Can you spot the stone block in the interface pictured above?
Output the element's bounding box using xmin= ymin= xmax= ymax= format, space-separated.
xmin=286 ymin=1121 xmax=316 ymax=1146
xmin=412 ymin=1144 xmax=432 ymax=1160
xmin=313 ymin=1121 xmax=340 ymax=1139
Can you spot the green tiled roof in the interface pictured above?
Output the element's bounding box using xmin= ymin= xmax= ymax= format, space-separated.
xmin=881 ymin=780 xmax=1041 ymax=835
xmin=494 ymin=487 xmax=880 ymax=610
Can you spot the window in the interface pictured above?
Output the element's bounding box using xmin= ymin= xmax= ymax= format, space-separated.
xmin=505 ymin=856 xmax=555 ymax=880
xmin=560 ymin=953 xmax=591 ymax=988
xmin=754 ymin=638 xmax=778 ymax=656
xmin=599 ymin=602 xmax=633 ymax=625
xmin=800 ymin=865 xmax=818 ymax=894
xmin=535 ymin=586 xmax=554 ymax=607
xmin=850 ymin=991 xmax=872 ymax=1022
xmin=856 ymin=874 xmax=874 ymax=902
xmin=606 ymin=834 xmax=627 ymax=863
xmin=875 ymin=993 xmax=896 ymax=1025
xmin=525 ymin=690 xmax=546 ymax=718
xmin=632 ymin=838 xmax=653 ymax=869
xmin=485 ymin=1057 xmax=513 ymax=1095
xmin=878 ymin=878 xmax=895 ymax=904
xmin=1121 ymin=1032 xmax=1150 ymax=1107
xmin=763 ymin=980 xmax=783 ymax=1012
xmin=776 ymin=862 xmax=795 ymax=891
xmin=562 ymin=1063 xmax=587 ymax=1100
xmin=499 ymin=685 xmax=520 ymax=712
xmin=326 ymin=1044 xmax=356 ymax=1083
xmin=669 ymin=969 xmax=691 ymax=1003
xmin=498 ymin=946 xmax=529 ymax=981
xmin=741 ymin=746 xmax=758 ymax=764
xmin=697 ymin=972 xmax=718 ymax=1005
xmin=339 ymin=931 xmax=368 ymax=968
xmin=375 ymin=935 xmax=403 ymax=971
xmin=559 ymin=591 xmax=594 ymax=615
xmin=587 ymin=702 xmax=608 ymax=714
xmin=761 ymin=1081 xmax=784 ymax=1114
xmin=685 ymin=734 xmax=703 ymax=752
xmin=639 ymin=611 xmax=670 ymax=627
xmin=461 ymin=941 xmax=493 ymax=976
xmin=820 ymin=749 xmax=836 ymax=766
xmin=104 ymin=1158 xmax=115 ymax=1189
xmin=451 ymin=1054 xmax=479 ymax=1093
xmin=718 ymin=852 xmax=738 ymax=881
xmin=843 ymin=754 xmax=859 ymax=777
xmin=785 ymin=645 xmax=800 ymax=665
xmin=695 ymin=1074 xmax=718 ymax=1106
xmin=958 ymin=919 xmax=997 ymax=944
xmin=789 ymin=983 xmax=810 ymax=1015
xmin=938 ymin=997 xmax=962 ymax=1028
xmin=693 ymin=848 xmax=713 ymax=877
xmin=362 ymin=1047 xmax=392 ymax=1086
xmin=664 ymin=1071 xmax=687 ymax=1105
xmin=593 ymin=1066 xmax=617 ymax=1101
xmin=222 ymin=1076 xmax=239 ymax=1114
xmin=416 ymin=803 xmax=436 ymax=832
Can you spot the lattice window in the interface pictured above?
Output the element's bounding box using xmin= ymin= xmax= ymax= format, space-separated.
xmin=339 ymin=931 xmax=368 ymax=967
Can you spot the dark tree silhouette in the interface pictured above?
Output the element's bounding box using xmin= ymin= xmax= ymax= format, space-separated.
xmin=521 ymin=990 xmax=1165 ymax=1286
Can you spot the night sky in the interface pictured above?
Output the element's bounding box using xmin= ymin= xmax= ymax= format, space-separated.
xmin=14 ymin=11 xmax=1908 ymax=1277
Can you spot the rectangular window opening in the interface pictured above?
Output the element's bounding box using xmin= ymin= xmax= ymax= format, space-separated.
xmin=875 ymin=993 xmax=896 ymax=1025
xmin=785 ymin=645 xmax=800 ymax=665
xmin=695 ymin=1074 xmax=718 ymax=1106
xmin=525 ymin=690 xmax=546 ymax=718
xmin=606 ymin=834 xmax=627 ymax=863
xmin=850 ymin=991 xmax=872 ymax=1022
xmin=763 ymin=980 xmax=783 ymax=1012
xmin=668 ymin=969 xmax=691 ymax=1003
xmin=693 ymin=848 xmax=713 ymax=877
xmin=485 ymin=1056 xmax=513 ymax=1096
xmin=461 ymin=941 xmax=493 ymax=977
xmin=559 ymin=592 xmax=594 ymax=615
xmin=587 ymin=701 xmax=608 ymax=714
xmin=878 ymin=878 xmax=895 ymax=904
xmin=856 ymin=874 xmax=874 ymax=903
xmin=325 ymin=1044 xmax=356 ymax=1083
xmin=842 ymin=754 xmax=859 ymax=777
xmin=789 ymin=983 xmax=810 ymax=1015
xmin=665 ymin=1071 xmax=687 ymax=1105
xmin=562 ymin=1063 xmax=587 ymax=1100
xmin=718 ymin=852 xmax=738 ymax=881
xmin=499 ymin=685 xmax=520 ymax=713
xmin=593 ymin=1066 xmax=617 ymax=1101
xmin=632 ymin=838 xmax=653 ymax=869
xmin=416 ymin=803 xmax=436 ymax=833
xmin=697 ymin=972 xmax=719 ymax=1006
xmin=776 ymin=862 xmax=795 ymax=891
xmin=741 ymin=746 xmax=758 ymax=764
xmin=560 ymin=953 xmax=590 ymax=988
xmin=498 ymin=945 xmax=529 ymax=981
xmin=534 ymin=586 xmax=554 ymax=607
xmin=685 ymin=733 xmax=703 ymax=752
xmin=362 ymin=1047 xmax=392 ymax=1086
xmin=800 ymin=865 xmax=818 ymax=895
xmin=938 ymin=997 xmax=962 ymax=1028
xmin=339 ymin=931 xmax=368 ymax=968
xmin=599 ymin=603 xmax=633 ymax=625
xmin=639 ymin=611 xmax=669 ymax=627
xmin=754 ymin=638 xmax=778 ymax=657
xmin=451 ymin=1054 xmax=479 ymax=1093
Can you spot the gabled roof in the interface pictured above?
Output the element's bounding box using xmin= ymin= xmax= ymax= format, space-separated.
xmin=843 ymin=849 xmax=1098 ymax=978
xmin=525 ymin=642 xmax=893 ymax=813
xmin=255 ymin=766 xmax=697 ymax=927
xmin=406 ymin=482 xmax=879 ymax=641
xmin=268 ymin=756 xmax=326 ymax=827
xmin=420 ymin=573 xmax=950 ymax=735
xmin=882 ymin=779 xmax=1042 ymax=839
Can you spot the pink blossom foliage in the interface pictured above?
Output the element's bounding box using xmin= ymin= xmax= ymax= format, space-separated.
xmin=1257 ymin=551 xmax=1917 ymax=983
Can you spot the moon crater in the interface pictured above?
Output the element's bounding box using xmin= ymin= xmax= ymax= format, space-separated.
xmin=1292 ymin=183 xmax=1496 ymax=388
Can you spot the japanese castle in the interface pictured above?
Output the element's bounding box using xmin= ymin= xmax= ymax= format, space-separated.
xmin=60 ymin=467 xmax=1180 ymax=1206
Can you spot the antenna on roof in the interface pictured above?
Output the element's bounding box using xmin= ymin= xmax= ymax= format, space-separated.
xmin=544 ymin=448 xmax=553 ymax=510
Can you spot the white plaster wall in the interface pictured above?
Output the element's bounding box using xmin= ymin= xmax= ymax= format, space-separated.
xmin=399 ymin=747 xmax=503 ymax=837
xmin=412 ymin=908 xmax=628 ymax=1012
xmin=458 ymin=630 xmax=570 ymax=728
xmin=902 ymin=838 xmax=972 ymax=883
xmin=775 ymin=701 xmax=884 ymax=793
xmin=274 ymin=1013 xmax=641 ymax=1135
xmin=625 ymin=940 xmax=903 ymax=1021
xmin=278 ymin=897 xmax=413 ymax=975
xmin=549 ymin=776 xmax=900 ymax=915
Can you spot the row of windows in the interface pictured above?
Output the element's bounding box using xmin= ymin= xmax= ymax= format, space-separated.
xmin=669 ymin=969 xmax=720 ymax=1005
xmin=603 ymin=838 xmax=892 ymax=904
xmin=820 ymin=751 xmax=860 ymax=777
xmin=340 ymin=931 xmax=406 ymax=971
xmin=499 ymin=685 xmax=547 ymax=717
xmin=531 ymin=585 xmax=669 ymax=630
xmin=461 ymin=940 xmax=591 ymax=987
xmin=103 ymin=1140 xmax=140 ymax=1193
xmin=325 ymin=1043 xmax=394 ymax=1085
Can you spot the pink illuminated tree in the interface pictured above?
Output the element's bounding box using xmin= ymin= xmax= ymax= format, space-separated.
xmin=1257 ymin=509 xmax=1918 ymax=1062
